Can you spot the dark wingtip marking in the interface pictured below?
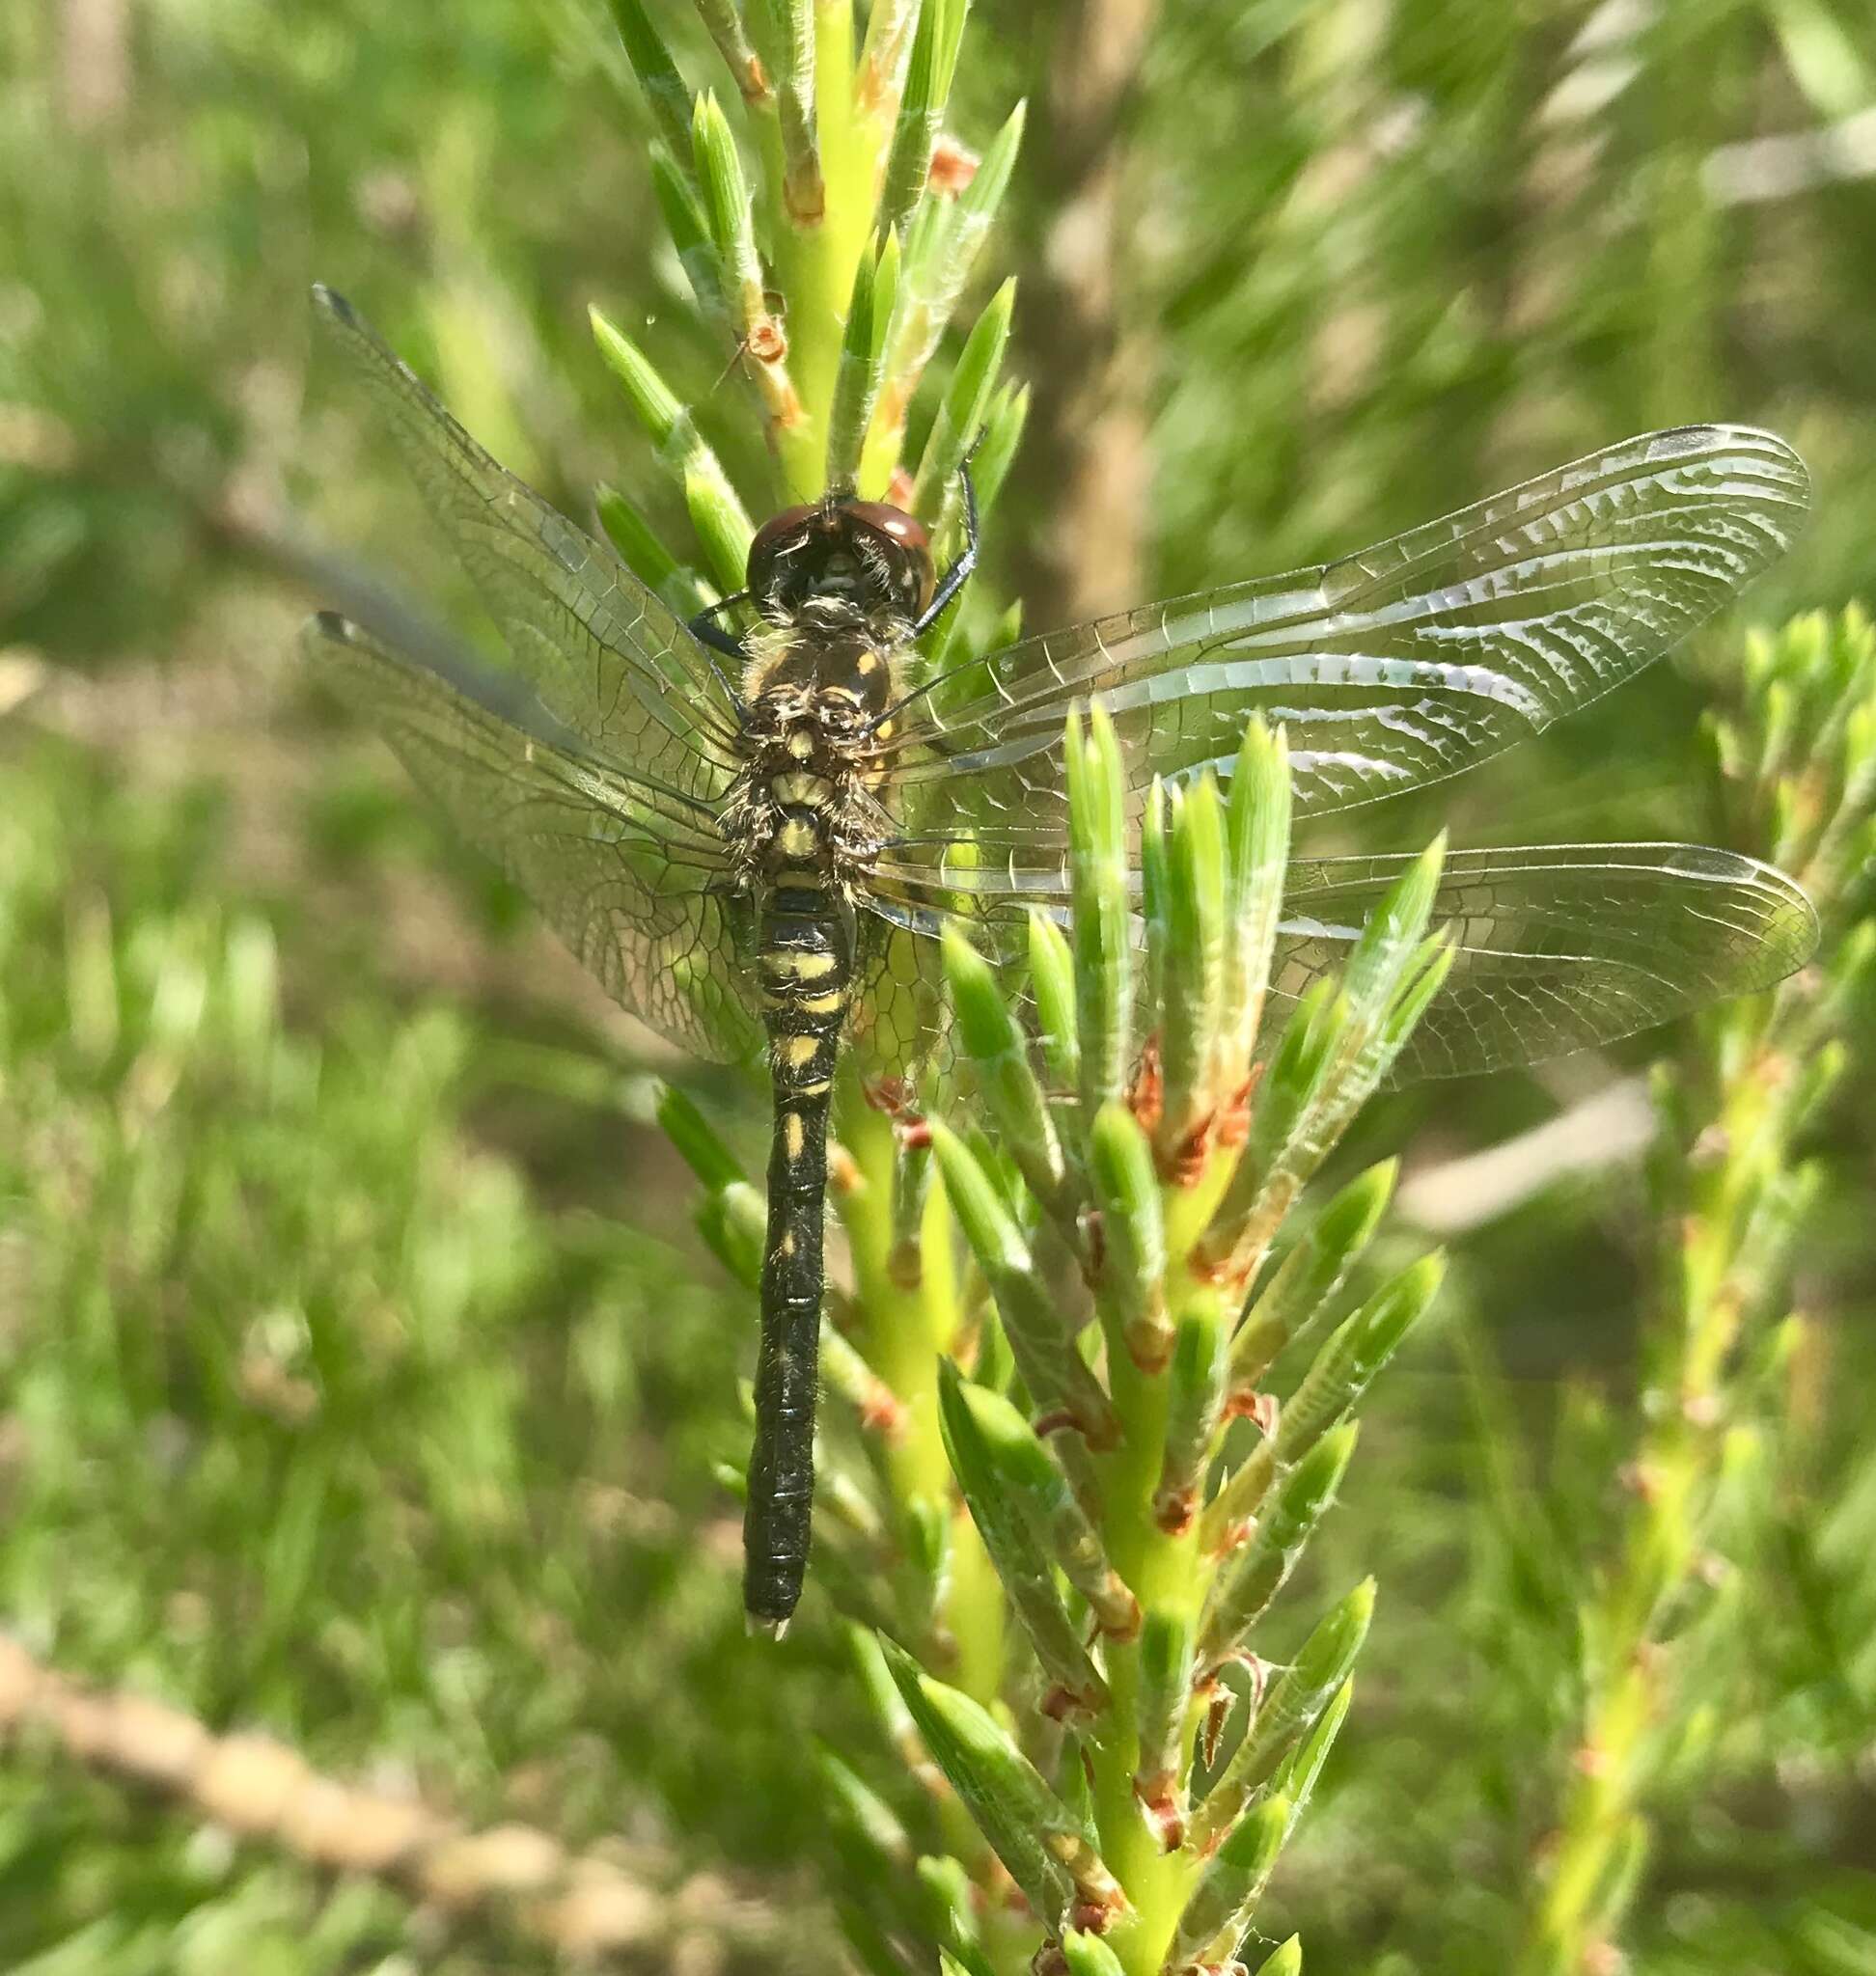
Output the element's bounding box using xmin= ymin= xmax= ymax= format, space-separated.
xmin=312 ymin=282 xmax=355 ymax=323
xmin=310 ymin=608 xmax=352 ymax=639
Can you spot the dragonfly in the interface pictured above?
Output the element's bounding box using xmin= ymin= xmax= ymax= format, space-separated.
xmin=303 ymin=285 xmax=1816 ymax=1633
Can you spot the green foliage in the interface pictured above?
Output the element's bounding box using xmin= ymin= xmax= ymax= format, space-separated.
xmin=1519 ymin=606 xmax=1876 ymax=1974
xmin=596 ymin=0 xmax=1024 ymax=525
xmin=678 ymin=702 xmax=1447 ymax=1972
xmin=0 ymin=739 xmax=845 ymax=1966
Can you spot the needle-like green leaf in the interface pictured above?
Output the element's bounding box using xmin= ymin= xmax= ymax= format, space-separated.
xmin=1275 ymin=1255 xmax=1444 ymax=1464
xmin=877 ymin=0 xmax=965 ymax=235
xmin=768 ymin=0 xmax=823 ymax=222
xmin=928 ymin=1118 xmax=1121 ymax=1451
xmin=1189 ymin=1580 xmax=1374 ymax=1853
xmin=826 ymin=231 xmax=900 ymax=488
xmin=1060 ymin=1930 xmax=1130 ymax=1976
xmin=1200 ymin=1425 xmax=1358 ymax=1666
xmin=590 ymin=305 xmax=755 ymax=590
xmin=945 ymin=923 xmax=1068 ymax=1212
xmin=878 ymin=1635 xmax=1125 ymax=1931
xmin=1029 ymin=907 xmax=1081 ymax=1094
xmin=1154 ymin=1298 xmax=1230 ymax=1534
xmin=1169 ymin=1794 xmax=1291 ymax=1970
xmin=941 ymin=1364 xmax=1137 ymax=1638
xmin=1132 ymin=1606 xmax=1197 ymax=1841
xmin=606 ymin=0 xmax=693 ymax=160
xmin=1229 ymin=1160 xmax=1396 ymax=1394
xmin=937 ymin=1361 xmax=1110 ymax=1712
xmin=910 ymin=276 xmax=1016 ymax=518
xmin=1068 ymin=704 xmax=1134 ymax=1121
xmin=1089 ymin=1102 xmax=1170 ymax=1371
xmin=1159 ymin=773 xmax=1227 ymax=1163
xmin=648 ymin=142 xmax=731 ymax=333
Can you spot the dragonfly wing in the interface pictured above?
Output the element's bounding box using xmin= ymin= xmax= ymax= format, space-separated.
xmin=886 ymin=426 xmax=1808 ymax=842
xmin=1274 ymin=843 xmax=1818 ymax=1079
xmin=861 ymin=841 xmax=1818 ymax=1083
xmin=304 ymin=611 xmax=759 ymax=1063
xmin=313 ymin=286 xmax=740 ymax=805
xmin=846 ymin=915 xmax=954 ymax=1091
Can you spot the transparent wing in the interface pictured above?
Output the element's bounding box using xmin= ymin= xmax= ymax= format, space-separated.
xmin=313 ymin=286 xmax=741 ymax=805
xmin=304 ymin=611 xmax=759 ymax=1063
xmin=1271 ymin=843 xmax=1818 ymax=1079
xmin=884 ymin=425 xmax=1808 ymax=845
xmin=859 ymin=842 xmax=1818 ymax=1083
xmin=847 ymin=918 xmax=954 ymax=1092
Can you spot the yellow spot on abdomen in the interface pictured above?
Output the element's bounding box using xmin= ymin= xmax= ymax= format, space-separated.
xmin=780 ymin=1033 xmax=821 ymax=1072
xmin=784 ymin=1112 xmax=806 ymax=1161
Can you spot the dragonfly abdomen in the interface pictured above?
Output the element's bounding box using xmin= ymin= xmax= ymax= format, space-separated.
xmin=742 ymin=816 xmax=852 ymax=1633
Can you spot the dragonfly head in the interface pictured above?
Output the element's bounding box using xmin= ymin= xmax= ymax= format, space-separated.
xmin=747 ymin=495 xmax=933 ymax=626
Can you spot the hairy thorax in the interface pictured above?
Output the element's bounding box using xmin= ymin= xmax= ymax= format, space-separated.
xmin=723 ymin=602 xmax=906 ymax=894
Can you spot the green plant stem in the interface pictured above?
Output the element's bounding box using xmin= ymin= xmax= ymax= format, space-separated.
xmin=1520 ymin=1029 xmax=1779 ymax=1974
xmin=1086 ymin=1214 xmax=1226 ymax=1970
xmin=766 ymin=0 xmax=872 ymax=494
xmin=1091 ymin=1643 xmax=1188 ymax=1975
xmin=834 ymin=1096 xmax=954 ymax=1523
xmin=834 ymin=1088 xmax=1006 ymax=1703
xmin=1515 ymin=611 xmax=1875 ymax=1975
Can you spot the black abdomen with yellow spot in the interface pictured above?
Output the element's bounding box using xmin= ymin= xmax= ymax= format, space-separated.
xmin=744 ymin=845 xmax=849 ymax=1629
xmin=737 ymin=642 xmax=896 ymax=1633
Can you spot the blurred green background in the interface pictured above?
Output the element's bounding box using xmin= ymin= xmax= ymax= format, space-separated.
xmin=2 ymin=0 xmax=1874 ymax=1971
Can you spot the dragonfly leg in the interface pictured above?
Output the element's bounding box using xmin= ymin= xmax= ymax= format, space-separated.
xmin=688 ymin=590 xmax=753 ymax=662
xmin=911 ymin=452 xmax=979 ymax=639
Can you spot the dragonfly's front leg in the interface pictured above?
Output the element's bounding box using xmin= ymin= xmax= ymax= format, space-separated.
xmin=688 ymin=590 xmax=752 ymax=661
xmin=911 ymin=453 xmax=980 ymax=639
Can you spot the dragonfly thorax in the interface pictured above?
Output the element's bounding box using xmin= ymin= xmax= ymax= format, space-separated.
xmin=725 ymin=620 xmax=899 ymax=890
xmin=740 ymin=612 xmax=899 ymax=728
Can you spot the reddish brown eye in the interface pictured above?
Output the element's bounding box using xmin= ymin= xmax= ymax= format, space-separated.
xmin=747 ymin=502 xmax=818 ymax=578
xmin=746 ymin=495 xmax=933 ymax=620
xmin=847 ymin=501 xmax=934 ymax=612
xmin=845 ymin=501 xmax=929 ymax=557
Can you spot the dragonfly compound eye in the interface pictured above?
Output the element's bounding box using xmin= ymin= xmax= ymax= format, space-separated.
xmin=846 ymin=501 xmax=934 ymax=617
xmin=749 ymin=497 xmax=935 ymax=620
xmin=746 ymin=503 xmax=821 ymax=615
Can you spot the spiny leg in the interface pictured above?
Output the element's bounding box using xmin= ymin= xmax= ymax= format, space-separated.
xmin=687 ymin=590 xmax=752 ymax=662
xmin=911 ymin=453 xmax=980 ymax=639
